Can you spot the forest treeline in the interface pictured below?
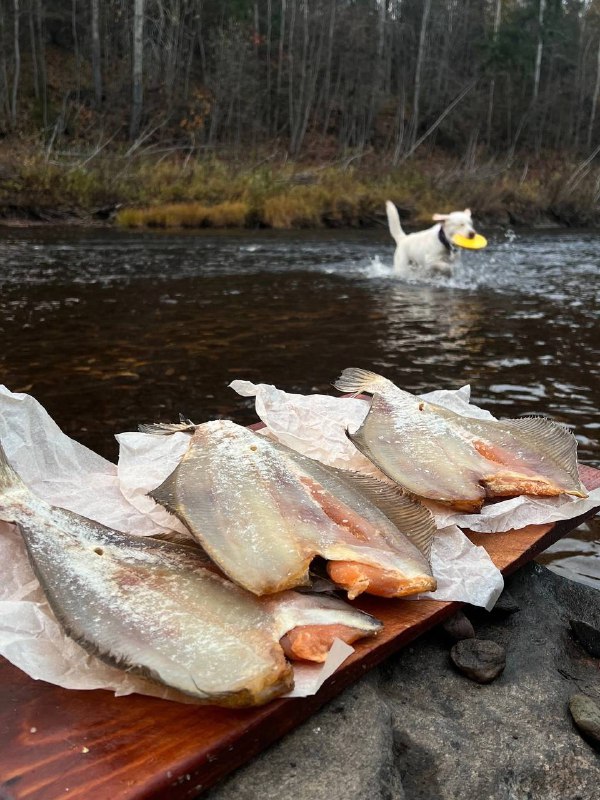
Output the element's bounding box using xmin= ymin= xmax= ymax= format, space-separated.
xmin=0 ymin=0 xmax=599 ymax=227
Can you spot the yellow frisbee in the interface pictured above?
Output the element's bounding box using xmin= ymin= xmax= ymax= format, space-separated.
xmin=452 ymin=233 xmax=488 ymax=250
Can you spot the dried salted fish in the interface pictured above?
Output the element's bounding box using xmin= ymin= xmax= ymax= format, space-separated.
xmin=147 ymin=420 xmax=437 ymax=599
xmin=0 ymin=442 xmax=381 ymax=707
xmin=334 ymin=368 xmax=587 ymax=512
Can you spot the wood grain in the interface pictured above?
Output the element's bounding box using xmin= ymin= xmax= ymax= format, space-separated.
xmin=1 ymin=466 xmax=598 ymax=800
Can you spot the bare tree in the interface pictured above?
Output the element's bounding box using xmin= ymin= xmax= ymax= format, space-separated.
xmin=130 ymin=0 xmax=144 ymax=139
xmin=0 ymin=4 xmax=9 ymax=121
xmin=0 ymin=0 xmax=598 ymax=162
xmin=410 ymin=0 xmax=431 ymax=150
xmin=72 ymin=0 xmax=80 ymax=102
xmin=35 ymin=0 xmax=46 ymax=129
xmin=588 ymin=35 xmax=600 ymax=150
xmin=532 ymin=0 xmax=545 ymax=101
xmin=91 ymin=0 xmax=101 ymax=105
xmin=486 ymin=0 xmax=502 ymax=146
xmin=28 ymin=0 xmax=38 ymax=100
xmin=10 ymin=0 xmax=20 ymax=128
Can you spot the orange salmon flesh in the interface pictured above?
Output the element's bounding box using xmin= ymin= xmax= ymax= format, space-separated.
xmin=327 ymin=561 xmax=437 ymax=600
xmin=279 ymin=623 xmax=369 ymax=663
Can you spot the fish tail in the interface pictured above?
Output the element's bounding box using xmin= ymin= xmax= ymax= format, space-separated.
xmin=0 ymin=442 xmax=30 ymax=520
xmin=0 ymin=441 xmax=26 ymax=493
xmin=333 ymin=368 xmax=390 ymax=396
xmin=138 ymin=415 xmax=197 ymax=436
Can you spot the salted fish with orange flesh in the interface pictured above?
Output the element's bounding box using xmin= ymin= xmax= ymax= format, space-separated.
xmin=0 ymin=442 xmax=381 ymax=706
xmin=147 ymin=419 xmax=437 ymax=599
xmin=334 ymin=368 xmax=587 ymax=512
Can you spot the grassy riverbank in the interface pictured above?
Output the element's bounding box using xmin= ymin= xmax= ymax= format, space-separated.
xmin=1 ymin=143 xmax=599 ymax=229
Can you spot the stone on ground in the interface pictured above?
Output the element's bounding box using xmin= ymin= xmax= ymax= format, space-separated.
xmin=449 ymin=638 xmax=506 ymax=683
xmin=206 ymin=564 xmax=600 ymax=800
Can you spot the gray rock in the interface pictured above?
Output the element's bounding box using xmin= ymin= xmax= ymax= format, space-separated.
xmin=570 ymin=619 xmax=600 ymax=658
xmin=569 ymin=693 xmax=600 ymax=747
xmin=206 ymin=675 xmax=404 ymax=800
xmin=491 ymin=588 xmax=520 ymax=615
xmin=441 ymin=610 xmax=475 ymax=641
xmin=449 ymin=638 xmax=506 ymax=683
xmin=205 ymin=564 xmax=600 ymax=800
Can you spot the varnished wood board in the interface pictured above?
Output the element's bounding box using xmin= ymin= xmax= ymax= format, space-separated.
xmin=0 ymin=466 xmax=598 ymax=800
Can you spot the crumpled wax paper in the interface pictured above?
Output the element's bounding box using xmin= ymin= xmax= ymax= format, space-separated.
xmin=229 ymin=379 xmax=598 ymax=609
xmin=0 ymin=387 xmax=353 ymax=701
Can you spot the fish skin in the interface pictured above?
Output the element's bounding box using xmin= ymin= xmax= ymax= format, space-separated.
xmin=0 ymin=442 xmax=381 ymax=706
xmin=334 ymin=368 xmax=587 ymax=511
xmin=148 ymin=420 xmax=436 ymax=598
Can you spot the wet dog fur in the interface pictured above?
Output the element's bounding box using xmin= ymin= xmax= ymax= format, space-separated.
xmin=385 ymin=200 xmax=478 ymax=277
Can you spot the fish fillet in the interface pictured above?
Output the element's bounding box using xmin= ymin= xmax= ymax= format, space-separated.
xmin=334 ymin=368 xmax=587 ymax=512
xmin=148 ymin=420 xmax=437 ymax=598
xmin=0 ymin=442 xmax=381 ymax=706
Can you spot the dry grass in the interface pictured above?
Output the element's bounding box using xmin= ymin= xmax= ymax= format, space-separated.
xmin=1 ymin=141 xmax=599 ymax=228
xmin=117 ymin=201 xmax=249 ymax=228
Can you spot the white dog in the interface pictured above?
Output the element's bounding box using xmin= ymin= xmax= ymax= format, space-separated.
xmin=385 ymin=200 xmax=477 ymax=277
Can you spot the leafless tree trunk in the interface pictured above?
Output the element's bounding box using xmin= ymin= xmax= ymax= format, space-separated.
xmin=587 ymin=37 xmax=600 ymax=150
xmin=91 ymin=0 xmax=101 ymax=106
xmin=130 ymin=0 xmax=144 ymax=139
xmin=366 ymin=0 xmax=386 ymax=146
xmin=287 ymin=0 xmax=296 ymax=144
xmin=164 ymin=0 xmax=181 ymax=107
xmin=290 ymin=0 xmax=309 ymax=154
xmin=320 ymin=0 xmax=335 ymax=136
xmin=196 ymin=0 xmax=206 ymax=79
xmin=405 ymin=79 xmax=476 ymax=160
xmin=486 ymin=0 xmax=502 ymax=146
xmin=392 ymin=81 xmax=406 ymax=166
xmin=532 ymin=0 xmax=545 ymax=101
xmin=265 ymin=0 xmax=272 ymax=133
xmin=72 ymin=0 xmax=80 ymax=102
xmin=275 ymin=0 xmax=286 ymax=134
xmin=410 ymin=0 xmax=431 ymax=150
xmin=10 ymin=0 xmax=20 ymax=129
xmin=35 ymin=0 xmax=47 ymax=129
xmin=0 ymin=3 xmax=9 ymax=121
xmin=28 ymin=0 xmax=38 ymax=99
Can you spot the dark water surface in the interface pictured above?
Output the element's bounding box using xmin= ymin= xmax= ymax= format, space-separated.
xmin=0 ymin=226 xmax=598 ymax=586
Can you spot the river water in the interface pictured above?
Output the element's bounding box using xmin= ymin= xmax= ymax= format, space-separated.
xmin=0 ymin=226 xmax=598 ymax=587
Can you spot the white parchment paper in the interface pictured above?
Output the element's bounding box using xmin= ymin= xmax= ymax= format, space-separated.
xmin=0 ymin=387 xmax=353 ymax=701
xmin=229 ymin=379 xmax=599 ymax=609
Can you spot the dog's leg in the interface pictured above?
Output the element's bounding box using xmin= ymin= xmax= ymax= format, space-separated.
xmin=393 ymin=246 xmax=410 ymax=275
xmin=427 ymin=256 xmax=454 ymax=276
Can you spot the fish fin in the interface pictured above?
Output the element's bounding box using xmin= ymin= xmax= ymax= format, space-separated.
xmin=501 ymin=416 xmax=585 ymax=492
xmin=0 ymin=440 xmax=28 ymax=495
xmin=139 ymin=414 xmax=197 ymax=435
xmin=147 ymin=471 xmax=180 ymax=516
xmin=323 ymin=466 xmax=437 ymax=563
xmin=333 ymin=368 xmax=389 ymax=396
xmin=345 ymin=427 xmax=387 ymax=477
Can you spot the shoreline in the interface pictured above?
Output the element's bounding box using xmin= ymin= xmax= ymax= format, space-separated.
xmin=1 ymin=148 xmax=599 ymax=232
xmin=0 ymin=211 xmax=592 ymax=232
xmin=0 ymin=204 xmax=593 ymax=232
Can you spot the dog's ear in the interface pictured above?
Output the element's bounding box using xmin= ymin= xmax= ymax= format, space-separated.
xmin=463 ymin=208 xmax=472 ymax=217
xmin=432 ymin=213 xmax=449 ymax=221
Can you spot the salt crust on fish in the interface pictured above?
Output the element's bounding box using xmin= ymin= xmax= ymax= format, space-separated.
xmin=335 ymin=368 xmax=587 ymax=512
xmin=148 ymin=420 xmax=437 ymax=598
xmin=0 ymin=442 xmax=381 ymax=707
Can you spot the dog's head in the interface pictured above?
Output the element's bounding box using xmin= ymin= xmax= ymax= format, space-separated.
xmin=432 ymin=209 xmax=476 ymax=239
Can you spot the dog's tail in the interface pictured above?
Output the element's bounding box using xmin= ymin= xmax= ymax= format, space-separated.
xmin=385 ymin=201 xmax=406 ymax=244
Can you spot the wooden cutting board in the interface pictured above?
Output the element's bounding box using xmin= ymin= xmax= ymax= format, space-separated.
xmin=1 ymin=466 xmax=598 ymax=800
